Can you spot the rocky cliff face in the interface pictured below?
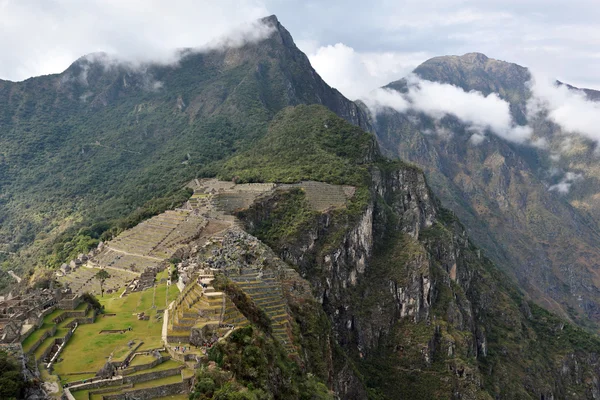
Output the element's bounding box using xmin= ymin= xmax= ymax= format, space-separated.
xmin=239 ymin=149 xmax=600 ymax=399
xmin=369 ymin=53 xmax=600 ymax=331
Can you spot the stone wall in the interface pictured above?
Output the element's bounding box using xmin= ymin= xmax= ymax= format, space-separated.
xmin=36 ymin=338 xmax=58 ymax=362
xmin=25 ymin=324 xmax=57 ymax=356
xmin=103 ymin=375 xmax=193 ymax=400
xmin=166 ymin=334 xmax=190 ymax=344
xmin=112 ymin=341 xmax=143 ymax=367
xmin=39 ymin=306 xmax=57 ymax=321
xmin=122 ymin=356 xmax=170 ymax=375
xmin=122 ymin=366 xmax=183 ymax=384
xmin=18 ymin=305 xmax=57 ymax=343
xmin=66 ymin=377 xmax=123 ymax=392
xmin=58 ymin=295 xmax=82 ymax=310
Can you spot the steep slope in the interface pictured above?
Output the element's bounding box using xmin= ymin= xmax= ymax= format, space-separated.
xmin=369 ymin=53 xmax=600 ymax=330
xmin=223 ymin=104 xmax=600 ymax=399
xmin=0 ymin=16 xmax=369 ymax=287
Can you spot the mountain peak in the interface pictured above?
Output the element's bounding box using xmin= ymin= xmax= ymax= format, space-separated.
xmin=410 ymin=51 xmax=531 ymax=104
xmin=460 ymin=52 xmax=490 ymax=64
xmin=260 ymin=14 xmax=280 ymax=25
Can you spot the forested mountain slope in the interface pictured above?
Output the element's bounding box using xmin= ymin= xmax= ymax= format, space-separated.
xmin=0 ymin=15 xmax=368 ymax=288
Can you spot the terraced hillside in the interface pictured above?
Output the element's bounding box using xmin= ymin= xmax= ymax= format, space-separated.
xmin=191 ymin=178 xmax=356 ymax=214
xmin=21 ymin=280 xmax=184 ymax=399
xmin=89 ymin=210 xmax=206 ymax=273
xmin=166 ymin=275 xmax=249 ymax=344
xmin=227 ymin=267 xmax=297 ymax=355
xmin=68 ymin=355 xmax=194 ymax=400
xmin=58 ymin=266 xmax=137 ymax=296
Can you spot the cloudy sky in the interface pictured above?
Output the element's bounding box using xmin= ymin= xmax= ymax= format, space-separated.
xmin=1 ymin=0 xmax=599 ymax=97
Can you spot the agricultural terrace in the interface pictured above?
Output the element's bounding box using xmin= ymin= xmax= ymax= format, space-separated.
xmin=52 ymin=281 xmax=179 ymax=384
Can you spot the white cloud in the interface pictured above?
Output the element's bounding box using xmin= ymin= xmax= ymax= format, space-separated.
xmin=304 ymin=42 xmax=534 ymax=144
xmin=528 ymin=74 xmax=600 ymax=142
xmin=305 ymin=43 xmax=429 ymax=100
xmin=0 ymin=0 xmax=271 ymax=81
xmin=407 ymin=78 xmax=532 ymax=143
xmin=469 ymin=132 xmax=486 ymax=145
xmin=361 ymin=74 xmax=532 ymax=144
xmin=549 ymin=172 xmax=583 ymax=194
xmin=361 ymin=88 xmax=409 ymax=114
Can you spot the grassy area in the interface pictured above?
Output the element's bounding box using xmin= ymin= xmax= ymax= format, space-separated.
xmin=21 ymin=323 xmax=53 ymax=353
xmin=34 ymin=328 xmax=70 ymax=360
xmin=43 ymin=309 xmax=65 ymax=324
xmin=134 ymin=374 xmax=183 ymax=389
xmin=129 ymin=354 xmax=155 ymax=366
xmin=70 ymin=367 xmax=186 ymax=400
xmin=155 ymin=394 xmax=189 ymax=400
xmin=52 ymin=282 xmax=172 ymax=382
xmin=128 ymin=359 xmax=181 ymax=376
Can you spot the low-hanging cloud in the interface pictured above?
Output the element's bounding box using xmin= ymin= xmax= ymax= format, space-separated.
xmin=549 ymin=171 xmax=584 ymax=194
xmin=363 ymin=75 xmax=532 ymax=144
xmin=0 ymin=0 xmax=272 ymax=81
xmin=305 ymin=43 xmax=430 ymax=101
xmin=528 ymin=74 xmax=600 ymax=142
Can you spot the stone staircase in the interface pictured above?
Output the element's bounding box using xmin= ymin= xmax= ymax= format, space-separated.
xmin=227 ymin=269 xmax=297 ymax=355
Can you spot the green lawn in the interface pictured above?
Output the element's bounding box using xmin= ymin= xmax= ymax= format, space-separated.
xmin=127 ymin=359 xmax=181 ymax=376
xmin=34 ymin=328 xmax=70 ymax=360
xmin=129 ymin=353 xmax=155 ymax=366
xmin=133 ymin=374 xmax=183 ymax=389
xmin=53 ymin=282 xmax=173 ymax=382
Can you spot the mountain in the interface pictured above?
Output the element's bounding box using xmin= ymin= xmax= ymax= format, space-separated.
xmin=368 ymin=52 xmax=600 ymax=330
xmin=3 ymin=15 xmax=600 ymax=399
xmin=226 ymin=104 xmax=600 ymax=399
xmin=0 ymin=15 xmax=369 ymax=289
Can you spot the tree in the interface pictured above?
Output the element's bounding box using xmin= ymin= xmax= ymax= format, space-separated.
xmin=95 ymin=269 xmax=111 ymax=297
xmin=0 ymin=351 xmax=26 ymax=399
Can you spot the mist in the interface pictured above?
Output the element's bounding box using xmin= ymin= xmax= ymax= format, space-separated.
xmin=0 ymin=0 xmax=272 ymax=81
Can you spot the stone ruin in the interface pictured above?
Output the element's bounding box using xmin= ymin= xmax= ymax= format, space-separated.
xmin=0 ymin=288 xmax=64 ymax=344
xmin=126 ymin=266 xmax=158 ymax=293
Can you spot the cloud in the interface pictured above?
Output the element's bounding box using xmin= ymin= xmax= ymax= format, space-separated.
xmin=362 ymin=75 xmax=532 ymax=144
xmin=361 ymin=88 xmax=410 ymax=114
xmin=305 ymin=43 xmax=429 ymax=100
xmin=0 ymin=0 xmax=271 ymax=81
xmin=527 ymin=74 xmax=600 ymax=142
xmin=549 ymin=172 xmax=583 ymax=194
xmin=302 ymin=42 xmax=534 ymax=144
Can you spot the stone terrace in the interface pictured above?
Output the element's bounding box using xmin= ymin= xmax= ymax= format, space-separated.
xmin=187 ymin=229 xmax=299 ymax=355
xmin=167 ymin=275 xmax=248 ymax=345
xmin=89 ymin=210 xmax=207 ymax=274
xmin=58 ymin=267 xmax=137 ymax=296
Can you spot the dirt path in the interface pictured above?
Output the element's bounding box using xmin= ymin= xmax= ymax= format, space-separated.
xmin=162 ymin=300 xmax=175 ymax=345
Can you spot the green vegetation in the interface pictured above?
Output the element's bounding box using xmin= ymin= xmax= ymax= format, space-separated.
xmin=238 ymin=188 xmax=320 ymax=249
xmin=52 ymin=281 xmax=174 ymax=382
xmin=219 ymin=105 xmax=373 ymax=186
xmin=0 ymin=350 xmax=27 ymax=399
xmin=81 ymin=292 xmax=103 ymax=312
xmin=0 ymin=22 xmax=365 ymax=290
xmin=95 ymin=269 xmax=111 ymax=297
xmin=190 ymin=326 xmax=333 ymax=400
